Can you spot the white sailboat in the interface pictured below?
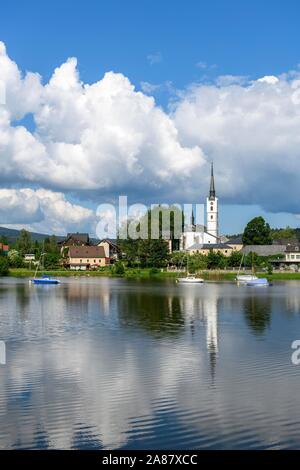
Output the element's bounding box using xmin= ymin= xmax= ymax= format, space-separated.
xmin=177 ymin=256 xmax=204 ymax=284
xmin=236 ymin=253 xmax=258 ymax=284
xmin=177 ymin=274 xmax=204 ymax=284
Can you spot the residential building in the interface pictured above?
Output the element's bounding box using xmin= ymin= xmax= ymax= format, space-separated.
xmin=67 ymin=246 xmax=110 ymax=270
xmin=24 ymin=254 xmax=35 ymax=262
xmin=271 ymin=243 xmax=300 ymax=270
xmin=187 ymin=243 xmax=233 ymax=257
xmin=227 ymin=236 xmax=244 ymax=252
xmin=0 ymin=243 xmax=9 ymax=255
xmin=242 ymin=245 xmax=286 ymax=256
xmin=98 ymin=239 xmax=120 ymax=259
xmin=58 ymin=233 xmax=90 ymax=254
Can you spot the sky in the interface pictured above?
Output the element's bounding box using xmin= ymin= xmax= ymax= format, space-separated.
xmin=0 ymin=0 xmax=300 ymax=236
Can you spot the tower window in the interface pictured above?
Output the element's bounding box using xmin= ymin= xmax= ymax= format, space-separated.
xmin=211 ymin=215 xmax=213 ymax=220
xmin=210 ymin=205 xmax=213 ymax=211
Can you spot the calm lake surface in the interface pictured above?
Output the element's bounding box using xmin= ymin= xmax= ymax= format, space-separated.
xmin=0 ymin=277 xmax=300 ymax=450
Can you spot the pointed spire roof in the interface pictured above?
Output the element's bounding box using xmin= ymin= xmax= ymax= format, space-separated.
xmin=209 ymin=162 xmax=216 ymax=200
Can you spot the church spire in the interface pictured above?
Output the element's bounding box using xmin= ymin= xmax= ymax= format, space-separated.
xmin=209 ymin=162 xmax=216 ymax=200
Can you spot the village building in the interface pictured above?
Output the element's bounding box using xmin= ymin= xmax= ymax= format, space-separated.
xmin=0 ymin=243 xmax=9 ymax=255
xmin=66 ymin=246 xmax=110 ymax=270
xmin=97 ymin=239 xmax=120 ymax=260
xmin=226 ymin=236 xmax=244 ymax=252
xmin=24 ymin=254 xmax=36 ymax=262
xmin=241 ymin=245 xmax=287 ymax=257
xmin=58 ymin=233 xmax=90 ymax=254
xmin=187 ymin=243 xmax=234 ymax=257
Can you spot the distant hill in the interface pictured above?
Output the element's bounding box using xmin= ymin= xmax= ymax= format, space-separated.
xmin=0 ymin=227 xmax=65 ymax=245
xmin=0 ymin=227 xmax=100 ymax=246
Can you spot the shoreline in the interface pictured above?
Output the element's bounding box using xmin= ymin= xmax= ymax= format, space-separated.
xmin=5 ymin=268 xmax=300 ymax=281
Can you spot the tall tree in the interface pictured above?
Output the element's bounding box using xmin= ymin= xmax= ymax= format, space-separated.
xmin=16 ymin=229 xmax=32 ymax=256
xmin=242 ymin=217 xmax=272 ymax=245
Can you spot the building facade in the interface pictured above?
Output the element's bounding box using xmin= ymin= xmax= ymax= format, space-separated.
xmin=67 ymin=246 xmax=110 ymax=270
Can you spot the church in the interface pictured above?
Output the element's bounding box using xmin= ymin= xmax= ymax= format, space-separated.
xmin=179 ymin=163 xmax=224 ymax=252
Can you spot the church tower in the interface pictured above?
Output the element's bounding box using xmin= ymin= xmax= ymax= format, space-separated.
xmin=206 ymin=163 xmax=219 ymax=239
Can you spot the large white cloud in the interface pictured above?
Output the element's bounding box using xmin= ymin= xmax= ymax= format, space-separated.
xmin=1 ymin=40 xmax=300 ymax=218
xmin=0 ymin=188 xmax=94 ymax=234
xmin=172 ymin=73 xmax=300 ymax=212
xmin=0 ymin=42 xmax=204 ymax=196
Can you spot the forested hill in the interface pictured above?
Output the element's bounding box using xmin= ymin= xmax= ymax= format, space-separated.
xmin=0 ymin=227 xmax=64 ymax=245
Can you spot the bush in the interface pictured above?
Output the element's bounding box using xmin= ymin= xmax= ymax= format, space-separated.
xmin=8 ymin=255 xmax=25 ymax=268
xmin=111 ymin=262 xmax=125 ymax=276
xmin=0 ymin=257 xmax=9 ymax=276
xmin=149 ymin=267 xmax=160 ymax=275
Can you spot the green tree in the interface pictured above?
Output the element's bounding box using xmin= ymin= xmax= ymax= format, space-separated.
xmin=0 ymin=257 xmax=9 ymax=276
xmin=16 ymin=229 xmax=32 ymax=256
xmin=119 ymin=207 xmax=172 ymax=268
xmin=271 ymin=226 xmax=297 ymax=241
xmin=207 ymin=251 xmax=227 ymax=269
xmin=111 ymin=261 xmax=125 ymax=276
xmin=227 ymin=251 xmax=243 ymax=268
xmin=188 ymin=253 xmax=208 ymax=272
xmin=43 ymin=252 xmax=60 ymax=269
xmin=170 ymin=251 xmax=187 ymax=268
xmin=7 ymin=249 xmax=25 ymax=268
xmin=44 ymin=235 xmax=58 ymax=254
xmin=0 ymin=235 xmax=8 ymax=245
xmin=242 ymin=217 xmax=272 ymax=245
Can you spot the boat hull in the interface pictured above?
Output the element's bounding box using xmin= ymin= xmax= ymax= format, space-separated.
xmin=236 ymin=275 xmax=258 ymax=284
xmin=177 ymin=278 xmax=204 ymax=284
xmin=31 ymin=279 xmax=60 ymax=285
xmin=246 ymin=278 xmax=270 ymax=287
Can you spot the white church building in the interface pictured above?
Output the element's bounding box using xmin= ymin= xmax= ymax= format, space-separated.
xmin=180 ymin=163 xmax=221 ymax=251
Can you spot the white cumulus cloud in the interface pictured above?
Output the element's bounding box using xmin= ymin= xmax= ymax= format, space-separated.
xmin=0 ymin=188 xmax=94 ymax=235
xmin=1 ymin=40 xmax=300 ymax=227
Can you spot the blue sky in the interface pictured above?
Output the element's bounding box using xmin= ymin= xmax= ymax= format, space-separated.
xmin=0 ymin=0 xmax=300 ymax=235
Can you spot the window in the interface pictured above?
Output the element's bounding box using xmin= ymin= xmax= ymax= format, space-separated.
xmin=211 ymin=215 xmax=213 ymax=219
xmin=94 ymin=259 xmax=96 ymax=263
xmin=291 ymin=255 xmax=295 ymax=259
xmin=80 ymin=259 xmax=82 ymax=263
xmin=296 ymin=255 xmax=300 ymax=260
xmin=210 ymin=205 xmax=213 ymax=211
xmin=87 ymin=259 xmax=89 ymax=262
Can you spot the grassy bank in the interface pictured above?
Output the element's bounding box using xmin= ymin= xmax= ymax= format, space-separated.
xmin=8 ymin=267 xmax=179 ymax=279
xmin=7 ymin=268 xmax=300 ymax=281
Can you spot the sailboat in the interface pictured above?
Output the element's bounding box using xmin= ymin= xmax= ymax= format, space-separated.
xmin=177 ymin=255 xmax=204 ymax=284
xmin=236 ymin=253 xmax=258 ymax=284
xmin=177 ymin=274 xmax=204 ymax=284
xmin=31 ymin=252 xmax=60 ymax=285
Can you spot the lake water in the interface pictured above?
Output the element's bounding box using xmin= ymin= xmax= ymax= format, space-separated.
xmin=0 ymin=277 xmax=299 ymax=450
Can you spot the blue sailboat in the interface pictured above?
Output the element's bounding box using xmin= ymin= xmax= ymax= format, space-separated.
xmin=31 ymin=252 xmax=60 ymax=285
xmin=31 ymin=274 xmax=60 ymax=285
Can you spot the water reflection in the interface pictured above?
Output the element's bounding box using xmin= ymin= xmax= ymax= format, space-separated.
xmin=243 ymin=294 xmax=271 ymax=335
xmin=0 ymin=279 xmax=300 ymax=449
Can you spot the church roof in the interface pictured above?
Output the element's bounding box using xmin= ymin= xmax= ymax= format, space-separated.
xmin=209 ymin=162 xmax=216 ymax=200
xmin=187 ymin=242 xmax=231 ymax=251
